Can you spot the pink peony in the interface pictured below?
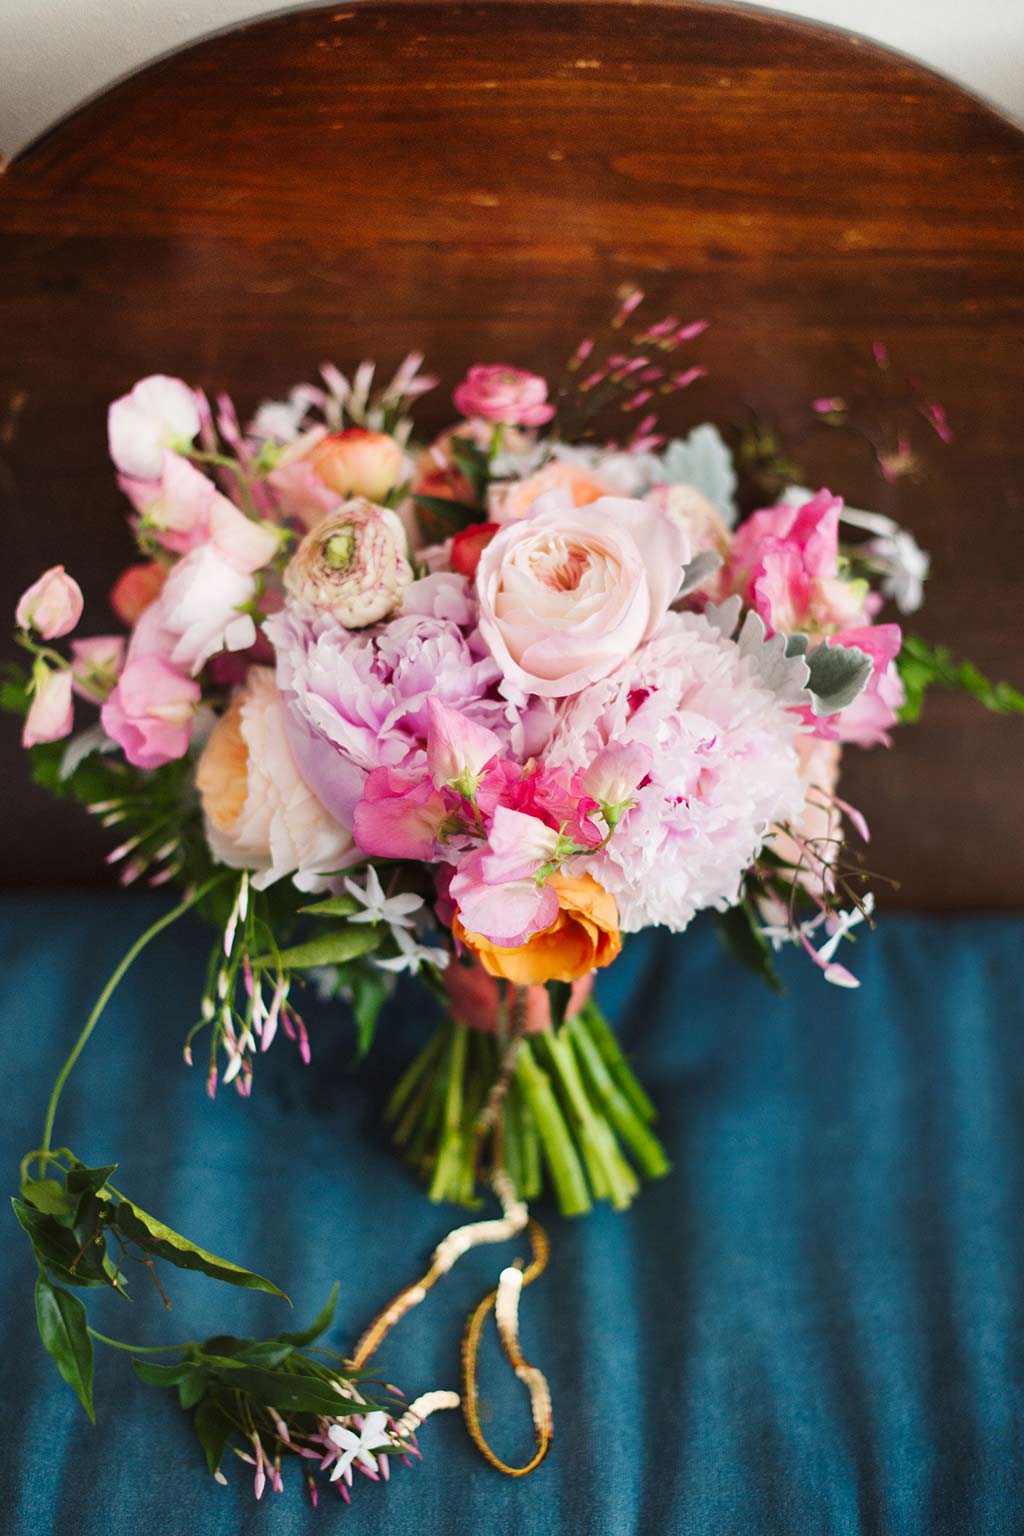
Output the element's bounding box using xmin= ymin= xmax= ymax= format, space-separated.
xmin=453 ymin=366 xmax=555 ymax=427
xmin=268 ymin=573 xmax=553 ymax=829
xmin=22 ymin=666 xmax=74 ymax=748
xmin=108 ymin=375 xmax=202 ymax=480
xmin=475 ymin=489 xmax=690 ymax=697
xmin=16 ymin=566 xmax=83 ymax=640
xmin=101 ymin=656 xmax=200 ymax=768
xmin=127 ymin=546 xmax=258 ymax=676
xmin=546 ymin=610 xmax=806 ymax=931
xmin=196 ymin=667 xmax=353 ymax=890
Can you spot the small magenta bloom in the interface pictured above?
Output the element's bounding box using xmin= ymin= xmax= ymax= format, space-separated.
xmin=101 ymin=655 xmax=200 ymax=768
xmin=16 ymin=565 xmax=84 ymax=640
xmin=452 ymin=365 xmax=556 ymax=427
xmin=22 ymin=665 xmax=74 ymax=748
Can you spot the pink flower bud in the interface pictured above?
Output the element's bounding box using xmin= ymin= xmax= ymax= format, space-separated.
xmin=16 ymin=565 xmax=83 ymax=639
xmin=22 ymin=665 xmax=74 ymax=747
xmin=70 ymin=635 xmax=126 ymax=699
xmin=309 ymin=428 xmax=404 ymax=503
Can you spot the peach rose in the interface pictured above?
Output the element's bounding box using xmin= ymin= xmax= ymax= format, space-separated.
xmin=488 ymin=461 xmax=611 ymax=525
xmin=453 ymin=872 xmax=621 ymax=985
xmin=475 ymin=489 xmax=690 ymax=697
xmin=197 ymin=667 xmax=352 ymax=891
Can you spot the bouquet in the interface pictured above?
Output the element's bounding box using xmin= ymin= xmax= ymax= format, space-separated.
xmin=8 ymin=290 xmax=1022 ymax=1504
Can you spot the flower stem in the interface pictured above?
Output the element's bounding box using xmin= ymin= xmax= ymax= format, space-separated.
xmin=566 ymin=1012 xmax=670 ymax=1178
xmin=515 ymin=1043 xmax=591 ymax=1216
xmin=40 ymin=876 xmax=227 ymax=1163
xmin=87 ymin=1329 xmax=195 ymax=1356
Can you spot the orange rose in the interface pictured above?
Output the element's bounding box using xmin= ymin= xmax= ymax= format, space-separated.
xmin=453 ymin=872 xmax=621 ymax=986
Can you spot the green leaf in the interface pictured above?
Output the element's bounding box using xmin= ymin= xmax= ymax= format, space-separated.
xmin=714 ymin=902 xmax=784 ymax=995
xmin=298 ymin=894 xmax=359 ymax=919
xmin=201 ymin=1362 xmax=368 ymax=1416
xmin=254 ymin=927 xmax=382 ymax=970
xmin=20 ymin=1178 xmax=75 ymax=1217
xmin=278 ymin=1280 xmax=340 ymax=1347
xmin=449 ymin=435 xmax=492 ymax=501
xmin=12 ymin=1197 xmax=109 ymax=1288
xmin=231 ymin=1340 xmax=294 ymax=1368
xmin=35 ymin=1273 xmax=95 ymax=1421
xmin=178 ymin=1365 xmax=208 ymax=1410
xmin=351 ymin=967 xmax=391 ymax=1057
xmin=546 ymin=980 xmax=573 ymax=1029
xmin=66 ymin=1163 xmax=118 ymax=1199
xmin=897 ymin=633 xmax=1024 ymax=724
xmin=805 ymin=641 xmax=873 ymax=715
xmin=193 ymin=1395 xmax=235 ymax=1476
xmin=112 ymin=1200 xmax=289 ymax=1300
xmin=133 ymin=1358 xmax=196 ymax=1387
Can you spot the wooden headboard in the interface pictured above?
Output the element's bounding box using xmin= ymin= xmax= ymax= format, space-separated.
xmin=1 ymin=0 xmax=1022 ymax=902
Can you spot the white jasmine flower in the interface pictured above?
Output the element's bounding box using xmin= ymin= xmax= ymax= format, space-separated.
xmin=327 ymin=1410 xmax=392 ymax=1482
xmin=376 ymin=926 xmax=450 ymax=975
xmin=345 ymin=866 xmax=424 ymax=929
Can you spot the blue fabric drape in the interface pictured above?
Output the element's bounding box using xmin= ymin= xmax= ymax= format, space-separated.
xmin=2 ymin=893 xmax=1023 ymax=1534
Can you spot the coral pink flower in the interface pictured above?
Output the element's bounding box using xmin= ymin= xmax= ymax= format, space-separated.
xmin=108 ymin=374 xmax=201 ymax=480
xmin=475 ymin=489 xmax=690 ymax=697
xmin=110 ymin=561 xmax=168 ymax=626
xmin=488 ymin=461 xmax=610 ymax=525
xmin=101 ymin=655 xmax=201 ymax=767
xmin=22 ymin=666 xmax=74 ymax=747
xmin=16 ymin=565 xmax=83 ymax=640
xmin=453 ymin=365 xmax=556 ymax=427
xmin=443 ymin=962 xmax=593 ymax=1034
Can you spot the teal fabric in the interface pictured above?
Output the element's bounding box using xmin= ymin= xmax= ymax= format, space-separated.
xmin=2 ymin=894 xmax=1023 ymax=1534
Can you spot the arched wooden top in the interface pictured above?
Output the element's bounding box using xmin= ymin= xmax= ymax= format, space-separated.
xmin=2 ymin=0 xmax=1022 ymax=898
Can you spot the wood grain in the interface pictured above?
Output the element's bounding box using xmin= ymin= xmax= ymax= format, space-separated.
xmin=1 ymin=0 xmax=1021 ymax=900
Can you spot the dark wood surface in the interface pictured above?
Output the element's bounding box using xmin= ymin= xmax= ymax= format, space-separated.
xmin=1 ymin=0 xmax=1021 ymax=901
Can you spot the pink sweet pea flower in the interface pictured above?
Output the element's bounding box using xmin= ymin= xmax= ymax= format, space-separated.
xmin=832 ymin=623 xmax=904 ymax=747
xmin=108 ymin=375 xmax=202 ymax=480
xmin=452 ymin=365 xmax=556 ymax=427
xmin=425 ymin=697 xmax=502 ymax=795
xmin=449 ymin=850 xmax=560 ymax=948
xmin=101 ymin=656 xmax=201 ymax=768
xmin=16 ymin=565 xmax=84 ymax=640
xmin=352 ymin=768 xmax=449 ymax=860
xmin=127 ymin=545 xmax=258 ymax=676
xmin=70 ymin=635 xmax=126 ymax=699
xmin=477 ymin=806 xmax=561 ymax=884
xmin=727 ymin=489 xmax=866 ymax=637
xmin=22 ymin=666 xmax=74 ymax=747
xmin=142 ymin=452 xmax=281 ymax=573
xmin=580 ymin=741 xmax=652 ymax=816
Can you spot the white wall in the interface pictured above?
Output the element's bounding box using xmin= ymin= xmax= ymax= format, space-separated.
xmin=0 ymin=0 xmax=1020 ymax=162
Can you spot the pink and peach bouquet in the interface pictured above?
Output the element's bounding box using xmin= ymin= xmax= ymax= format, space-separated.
xmin=11 ymin=299 xmax=1022 ymax=1217
xmin=8 ymin=292 xmax=1024 ymax=1500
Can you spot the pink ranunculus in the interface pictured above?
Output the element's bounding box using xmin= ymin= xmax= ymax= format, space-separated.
xmin=22 ymin=666 xmax=74 ymax=747
xmin=425 ymin=697 xmax=502 ymax=793
xmin=453 ymin=365 xmax=556 ymax=428
xmin=475 ymin=489 xmax=690 ymax=697
xmin=352 ymin=767 xmax=449 ymax=860
xmin=143 ymin=452 xmax=281 ymax=573
xmin=108 ymin=375 xmax=202 ymax=480
xmin=101 ymin=656 xmax=200 ymax=768
xmin=283 ymin=500 xmax=413 ymax=629
xmin=128 ymin=546 xmax=258 ymax=676
xmin=16 ymin=566 xmax=84 ymax=640
xmin=70 ymin=635 xmax=126 ymax=699
xmin=832 ymin=623 xmax=904 ymax=747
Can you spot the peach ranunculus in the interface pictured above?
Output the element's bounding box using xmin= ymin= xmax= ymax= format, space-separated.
xmin=197 ymin=666 xmax=353 ymax=891
xmin=488 ymin=460 xmax=611 ymax=525
xmin=452 ymin=872 xmax=621 ymax=986
xmin=475 ymin=488 xmax=690 ymax=697
xmin=308 ymin=428 xmax=405 ymax=504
